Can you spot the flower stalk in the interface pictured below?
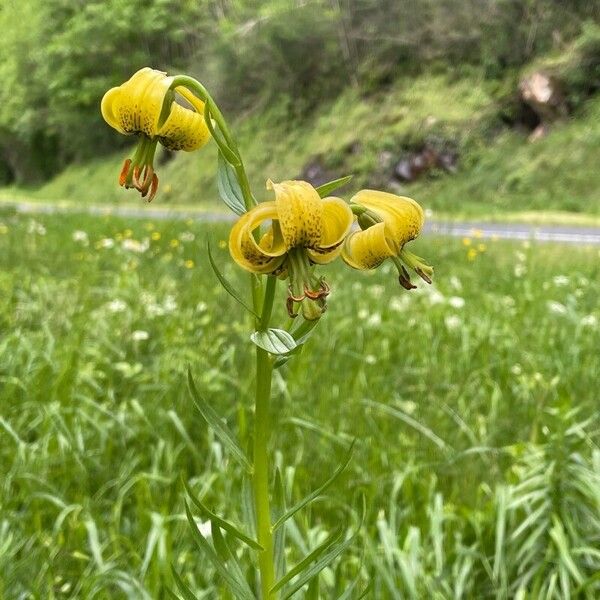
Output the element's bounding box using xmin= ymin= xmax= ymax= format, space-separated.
xmin=253 ymin=277 xmax=277 ymax=598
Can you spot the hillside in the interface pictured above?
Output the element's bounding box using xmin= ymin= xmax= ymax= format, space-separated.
xmin=4 ymin=74 xmax=598 ymax=221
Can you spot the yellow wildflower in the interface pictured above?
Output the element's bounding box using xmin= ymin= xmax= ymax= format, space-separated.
xmin=342 ymin=190 xmax=433 ymax=289
xmin=229 ymin=180 xmax=353 ymax=320
xmin=101 ymin=68 xmax=211 ymax=202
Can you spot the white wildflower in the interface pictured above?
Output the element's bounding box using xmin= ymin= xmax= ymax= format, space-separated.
xmin=122 ymin=238 xmax=149 ymax=253
xmin=132 ymin=330 xmax=150 ymax=341
xmin=547 ymin=301 xmax=567 ymax=315
xmin=511 ymin=364 xmax=522 ymax=376
xmin=514 ymin=263 xmax=527 ymax=278
xmin=448 ymin=296 xmax=465 ymax=309
xmin=72 ymin=230 xmax=89 ymax=245
xmin=552 ymin=275 xmax=569 ymax=287
xmin=581 ymin=315 xmax=597 ymax=327
xmin=98 ymin=238 xmax=115 ymax=249
xmin=444 ymin=315 xmax=462 ymax=330
xmin=107 ymin=299 xmax=127 ymax=313
xmin=179 ymin=231 xmax=195 ymax=242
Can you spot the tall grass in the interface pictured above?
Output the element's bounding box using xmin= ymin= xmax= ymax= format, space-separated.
xmin=0 ymin=210 xmax=598 ymax=597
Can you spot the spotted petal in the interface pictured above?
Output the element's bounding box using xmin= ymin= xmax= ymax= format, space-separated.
xmin=158 ymin=101 xmax=211 ymax=151
xmin=229 ymin=202 xmax=287 ymax=274
xmin=341 ymin=222 xmax=395 ymax=270
xmin=352 ymin=190 xmax=424 ymax=253
xmin=269 ymin=180 xmax=323 ymax=249
xmin=101 ymin=68 xmax=172 ymax=137
xmin=307 ymin=196 xmax=354 ymax=265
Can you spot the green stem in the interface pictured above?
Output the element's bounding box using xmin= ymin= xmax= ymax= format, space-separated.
xmin=254 ymin=275 xmax=277 ymax=598
xmin=170 ymin=75 xmax=256 ymax=210
xmin=175 ymin=73 xmax=277 ymax=595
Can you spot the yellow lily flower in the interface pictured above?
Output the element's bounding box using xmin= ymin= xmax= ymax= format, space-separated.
xmin=343 ymin=190 xmax=433 ymax=289
xmin=229 ymin=180 xmax=353 ymax=320
xmin=101 ymin=67 xmax=210 ymax=201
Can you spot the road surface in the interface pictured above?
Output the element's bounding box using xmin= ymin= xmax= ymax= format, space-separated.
xmin=2 ymin=199 xmax=600 ymax=245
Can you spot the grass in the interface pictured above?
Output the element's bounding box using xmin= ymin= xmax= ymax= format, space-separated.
xmin=1 ymin=208 xmax=599 ymax=598
xmin=3 ymin=71 xmax=600 ymax=222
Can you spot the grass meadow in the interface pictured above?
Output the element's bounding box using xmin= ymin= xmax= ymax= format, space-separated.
xmin=1 ymin=209 xmax=599 ymax=598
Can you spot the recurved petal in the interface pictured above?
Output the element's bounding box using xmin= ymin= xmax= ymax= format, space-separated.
xmin=352 ymin=190 xmax=424 ymax=251
xmin=100 ymin=86 xmax=124 ymax=133
xmin=307 ymin=244 xmax=344 ymax=265
xmin=229 ymin=202 xmax=287 ymax=274
xmin=268 ymin=180 xmax=323 ymax=249
xmin=111 ymin=68 xmax=171 ymax=136
xmin=319 ymin=197 xmax=354 ymax=249
xmin=341 ymin=222 xmax=395 ymax=270
xmin=157 ymin=102 xmax=211 ymax=151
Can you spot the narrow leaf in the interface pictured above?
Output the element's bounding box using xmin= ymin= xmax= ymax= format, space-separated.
xmin=171 ymin=566 xmax=199 ymax=600
xmin=271 ymin=529 xmax=343 ymax=594
xmin=187 ymin=369 xmax=252 ymax=472
xmin=183 ymin=479 xmax=263 ymax=551
xmin=184 ymin=501 xmax=254 ymax=600
xmin=315 ymin=175 xmax=353 ymax=198
xmin=251 ymin=328 xmax=297 ymax=355
xmin=207 ymin=241 xmax=259 ymax=318
xmin=211 ymin=521 xmax=256 ymax=598
xmin=307 ymin=577 xmax=319 ymax=599
xmin=273 ymin=469 xmax=287 ymax=579
xmin=281 ymin=535 xmax=356 ymax=599
xmin=273 ymin=441 xmax=355 ymax=531
xmin=241 ymin=475 xmax=257 ymax=539
xmin=217 ymin=151 xmax=246 ymax=215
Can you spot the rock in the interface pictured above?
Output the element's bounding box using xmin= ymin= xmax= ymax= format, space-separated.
xmin=519 ymin=71 xmax=568 ymax=130
xmin=393 ymin=144 xmax=458 ymax=182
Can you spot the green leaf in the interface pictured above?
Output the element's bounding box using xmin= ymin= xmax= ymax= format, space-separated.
xmin=184 ymin=500 xmax=255 ymax=600
xmin=187 ymin=368 xmax=252 ymax=472
xmin=217 ymin=150 xmax=246 ymax=215
xmin=307 ymin=577 xmax=319 ymax=599
xmin=270 ymin=528 xmax=343 ymax=594
xmin=273 ymin=441 xmax=355 ymax=531
xmin=315 ymin=175 xmax=353 ymax=198
xmin=241 ymin=475 xmax=257 ymax=539
xmin=183 ymin=479 xmax=263 ymax=551
xmin=280 ymin=534 xmax=356 ymax=599
xmin=250 ymin=328 xmax=297 ymax=355
xmin=171 ymin=566 xmax=199 ymax=600
xmin=273 ymin=319 xmax=319 ymax=369
xmin=273 ymin=469 xmax=287 ymax=579
xmin=210 ymin=521 xmax=255 ymax=598
xmin=207 ymin=241 xmax=259 ymax=318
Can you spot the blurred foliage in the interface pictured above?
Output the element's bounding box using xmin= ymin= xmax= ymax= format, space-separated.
xmin=0 ymin=0 xmax=599 ymax=185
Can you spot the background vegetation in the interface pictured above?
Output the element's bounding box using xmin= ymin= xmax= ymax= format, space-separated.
xmin=1 ymin=210 xmax=599 ymax=597
xmin=1 ymin=0 xmax=599 ymax=218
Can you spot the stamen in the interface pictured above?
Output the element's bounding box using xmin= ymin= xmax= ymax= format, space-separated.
xmin=147 ymin=173 xmax=159 ymax=203
xmin=416 ymin=267 xmax=432 ymax=284
xmin=119 ymin=159 xmax=132 ymax=187
xmin=398 ymin=273 xmax=417 ymax=290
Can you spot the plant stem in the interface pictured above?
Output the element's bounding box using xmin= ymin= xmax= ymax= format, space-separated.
xmin=170 ymin=75 xmax=256 ymax=210
xmin=254 ymin=276 xmax=277 ymax=598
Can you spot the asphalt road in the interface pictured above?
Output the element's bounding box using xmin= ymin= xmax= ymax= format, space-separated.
xmin=3 ymin=199 xmax=600 ymax=245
